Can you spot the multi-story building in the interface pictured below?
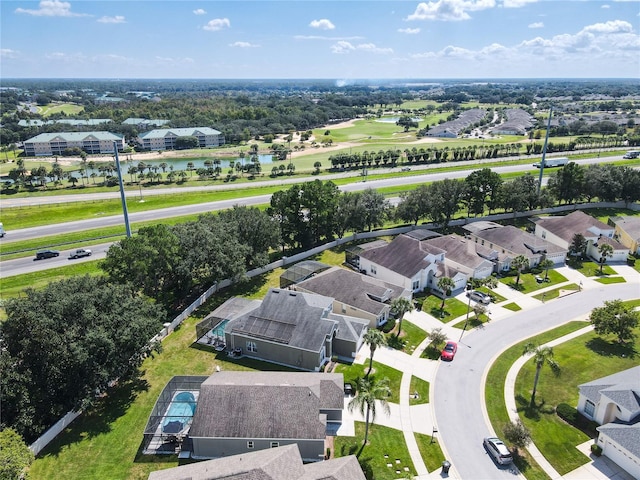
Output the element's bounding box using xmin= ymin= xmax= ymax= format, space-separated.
xmin=137 ymin=127 xmax=224 ymax=151
xmin=23 ymin=131 xmax=125 ymax=156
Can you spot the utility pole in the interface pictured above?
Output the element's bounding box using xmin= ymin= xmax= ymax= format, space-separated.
xmin=537 ymin=106 xmax=553 ymax=195
xmin=113 ymin=142 xmax=132 ymax=237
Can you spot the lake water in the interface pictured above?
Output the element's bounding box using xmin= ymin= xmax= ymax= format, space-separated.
xmin=118 ymin=153 xmax=275 ymax=172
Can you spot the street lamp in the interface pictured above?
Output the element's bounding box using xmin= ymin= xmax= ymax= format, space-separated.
xmin=459 ymin=282 xmax=474 ymax=342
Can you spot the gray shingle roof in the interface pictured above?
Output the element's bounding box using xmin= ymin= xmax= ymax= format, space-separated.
xmin=296 ymin=267 xmax=407 ymax=317
xmin=597 ymin=423 xmax=640 ymax=458
xmin=600 ymin=387 xmax=640 ymax=413
xmin=147 ymin=443 xmax=305 ymax=480
xmin=472 ymin=225 xmax=566 ymax=256
xmin=326 ymin=313 xmax=368 ymax=343
xmin=227 ymin=289 xmax=336 ymax=351
xmin=424 ymin=235 xmax=494 ymax=271
xmin=147 ymin=444 xmax=365 ymax=480
xmin=359 ymin=234 xmax=443 ymax=278
xmin=190 ymin=372 xmax=343 ymax=440
xmin=535 ymin=210 xmax=612 ymax=242
xmin=610 ymin=216 xmax=640 ymax=241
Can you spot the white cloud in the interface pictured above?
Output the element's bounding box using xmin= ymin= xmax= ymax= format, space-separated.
xmin=155 ymin=56 xmax=194 ymax=63
xmin=193 ymin=8 xmax=206 ymax=15
xmin=229 ymin=41 xmax=260 ymax=48
xmin=528 ymin=22 xmax=544 ymax=29
xmin=203 ymin=18 xmax=230 ymax=31
xmin=406 ymin=0 xmax=496 ymax=22
xmin=1 ymin=48 xmax=19 ymax=58
xmin=294 ymin=35 xmax=364 ymax=41
xmin=398 ymin=27 xmax=421 ymax=34
xmin=501 ymin=0 xmax=538 ymax=7
xmin=15 ymin=0 xmax=89 ymax=17
xmin=331 ymin=41 xmax=392 ymax=54
xmin=309 ymin=19 xmax=335 ymax=30
xmin=601 ymin=4 xmax=610 ymax=8
xmin=97 ymin=15 xmax=125 ymax=24
xmin=582 ymin=20 xmax=632 ymax=34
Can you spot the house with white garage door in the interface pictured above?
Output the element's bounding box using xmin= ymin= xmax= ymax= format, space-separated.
xmin=577 ymin=366 xmax=640 ymax=479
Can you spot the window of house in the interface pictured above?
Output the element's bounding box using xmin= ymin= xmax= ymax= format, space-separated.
xmin=246 ymin=341 xmax=257 ymax=352
xmin=271 ymin=442 xmax=279 ymax=448
xmin=584 ymin=400 xmax=595 ymax=418
xmin=247 ymin=441 xmax=254 ymax=448
xmin=412 ymin=280 xmax=419 ymax=290
xmin=541 ymin=231 xmax=546 ymax=239
xmin=371 ymin=265 xmax=377 ymax=274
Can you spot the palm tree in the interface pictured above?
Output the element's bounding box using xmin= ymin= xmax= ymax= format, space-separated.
xmin=437 ymin=276 xmax=455 ymax=312
xmin=539 ymin=258 xmax=554 ymax=281
xmin=390 ymin=297 xmax=413 ymax=339
xmin=512 ymin=255 xmax=530 ymax=287
xmin=362 ymin=329 xmax=386 ymax=377
xmin=522 ymin=343 xmax=560 ymax=408
xmin=348 ymin=376 xmax=391 ymax=447
xmin=597 ymin=243 xmax=614 ymax=275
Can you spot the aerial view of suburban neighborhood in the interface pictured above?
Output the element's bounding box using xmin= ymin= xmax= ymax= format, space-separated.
xmin=1 ymin=1 xmax=639 ymax=480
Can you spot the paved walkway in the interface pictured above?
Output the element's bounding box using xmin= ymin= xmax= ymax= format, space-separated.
xmin=340 ymin=262 xmax=639 ymax=480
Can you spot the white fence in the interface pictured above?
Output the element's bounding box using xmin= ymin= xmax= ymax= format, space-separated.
xmin=29 ymin=200 xmax=638 ymax=453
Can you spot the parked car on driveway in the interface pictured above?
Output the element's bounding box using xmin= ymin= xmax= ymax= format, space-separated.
xmin=35 ymin=249 xmax=60 ymax=260
xmin=483 ymin=437 xmax=513 ymax=465
xmin=466 ymin=290 xmax=491 ymax=305
xmin=441 ymin=341 xmax=458 ymax=361
xmin=69 ymin=248 xmax=92 ymax=259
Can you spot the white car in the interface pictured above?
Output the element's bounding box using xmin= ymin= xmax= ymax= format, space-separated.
xmin=69 ymin=248 xmax=92 ymax=259
xmin=466 ymin=290 xmax=491 ymax=305
xmin=483 ymin=437 xmax=513 ymax=465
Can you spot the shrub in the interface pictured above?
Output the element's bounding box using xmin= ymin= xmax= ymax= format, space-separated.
xmin=591 ymin=444 xmax=602 ymax=456
xmin=627 ymin=255 xmax=636 ymax=266
xmin=556 ymin=403 xmax=577 ymax=423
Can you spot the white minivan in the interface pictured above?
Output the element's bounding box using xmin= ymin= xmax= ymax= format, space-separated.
xmin=0 ymin=222 xmax=5 ymax=237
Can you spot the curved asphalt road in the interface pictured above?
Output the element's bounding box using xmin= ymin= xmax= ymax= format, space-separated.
xmin=433 ymin=283 xmax=639 ymax=479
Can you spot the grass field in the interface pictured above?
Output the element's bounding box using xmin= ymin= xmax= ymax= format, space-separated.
xmin=515 ymin=321 xmax=640 ymax=475
xmin=39 ymin=102 xmax=85 ymax=117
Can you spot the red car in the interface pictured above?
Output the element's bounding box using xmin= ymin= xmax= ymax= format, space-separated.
xmin=441 ymin=341 xmax=458 ymax=361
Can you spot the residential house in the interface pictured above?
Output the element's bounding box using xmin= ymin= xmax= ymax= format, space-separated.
xmin=188 ymin=372 xmax=345 ymax=461
xmin=137 ymin=127 xmax=224 ymax=150
xmin=221 ymin=288 xmax=368 ymax=370
xmin=122 ymin=118 xmax=170 ymax=129
xmin=148 ymin=443 xmax=366 ymax=480
xmin=22 ymin=131 xmax=125 ymax=156
xmin=465 ymin=223 xmax=567 ymax=272
xmin=423 ymin=234 xmax=495 ymax=280
xmin=609 ymin=216 xmax=640 ymax=255
xmin=294 ymin=266 xmax=411 ymax=328
xmin=355 ymin=232 xmax=443 ymax=293
xmin=534 ymin=210 xmax=628 ymax=262
xmin=577 ymin=366 xmax=640 ymax=479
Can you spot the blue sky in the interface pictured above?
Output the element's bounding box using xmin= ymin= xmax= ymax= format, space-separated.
xmin=1 ymin=0 xmax=639 ymax=79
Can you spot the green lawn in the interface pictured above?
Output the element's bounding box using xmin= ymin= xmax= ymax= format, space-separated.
xmin=416 ymin=294 xmax=469 ymax=323
xmin=335 ymin=361 xmax=403 ymax=404
xmin=498 ymin=268 xmax=568 ymax=293
xmin=595 ymin=276 xmax=626 ymax=285
xmin=40 ymin=102 xmax=84 ymax=117
xmin=450 ymin=311 xmax=492 ymax=330
xmin=515 ymin=323 xmax=640 ymax=475
xmin=385 ymin=320 xmax=428 ymax=354
xmin=414 ymin=433 xmax=446 ymax=472
xmin=334 ymin=422 xmax=416 ymax=480
xmin=503 ymin=302 xmax=522 ymax=312
xmin=532 ymin=284 xmax=580 ymax=301
xmin=484 ymin=321 xmax=588 ymax=480
xmin=568 ymin=260 xmax=616 ymax=277
xmin=409 ymin=376 xmax=430 ymax=406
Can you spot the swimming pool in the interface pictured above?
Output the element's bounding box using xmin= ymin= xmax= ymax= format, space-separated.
xmin=162 ymin=391 xmax=197 ymax=434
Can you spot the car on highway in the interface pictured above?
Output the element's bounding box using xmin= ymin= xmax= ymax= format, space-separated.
xmin=466 ymin=290 xmax=491 ymax=305
xmin=35 ymin=249 xmax=60 ymax=260
xmin=69 ymin=248 xmax=92 ymax=259
xmin=441 ymin=341 xmax=458 ymax=361
xmin=483 ymin=437 xmax=513 ymax=465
